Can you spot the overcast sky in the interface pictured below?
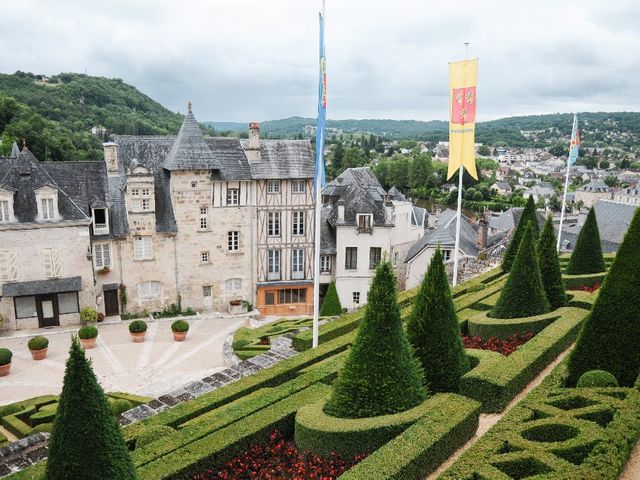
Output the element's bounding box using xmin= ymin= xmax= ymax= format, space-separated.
xmin=2 ymin=0 xmax=639 ymax=122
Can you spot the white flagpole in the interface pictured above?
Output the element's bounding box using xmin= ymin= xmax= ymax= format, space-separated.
xmin=557 ymin=114 xmax=576 ymax=252
xmin=312 ymin=0 xmax=326 ymax=349
xmin=452 ymin=42 xmax=470 ymax=287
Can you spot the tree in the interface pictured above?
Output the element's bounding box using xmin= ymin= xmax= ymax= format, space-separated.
xmin=409 ymin=153 xmax=433 ymax=190
xmin=548 ymin=194 xmax=561 ymax=212
xmin=491 ymin=222 xmax=550 ymax=319
xmin=320 ymin=281 xmax=342 ymax=316
xmin=565 ymin=207 xmax=606 ymax=274
xmin=567 ymin=208 xmax=640 ymax=386
xmin=407 ymin=248 xmax=469 ymax=393
xmin=331 ymin=141 xmax=344 ymax=175
xmin=502 ymin=195 xmax=539 ymax=272
xmin=599 ymin=159 xmax=610 ymax=169
xmin=45 ymin=337 xmax=136 ymax=480
xmin=603 ymin=175 xmax=618 ymax=188
xmin=324 ymin=261 xmax=427 ymax=418
xmin=477 ymin=145 xmax=491 ymax=156
xmin=537 ymin=216 xmax=567 ymax=309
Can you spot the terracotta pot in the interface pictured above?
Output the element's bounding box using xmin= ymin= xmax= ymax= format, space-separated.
xmin=130 ymin=332 xmax=145 ymax=343
xmin=172 ymin=331 xmax=187 ymax=342
xmin=30 ymin=348 xmax=48 ymax=361
xmin=80 ymin=337 xmax=97 ymax=349
xmin=0 ymin=363 xmax=10 ymax=377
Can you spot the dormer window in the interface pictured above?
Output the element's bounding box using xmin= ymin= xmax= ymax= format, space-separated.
xmin=92 ymin=208 xmax=109 ymax=235
xmin=357 ymin=213 xmax=373 ymax=233
xmin=0 ymin=200 xmax=11 ymax=222
xmin=129 ymin=185 xmax=153 ymax=213
xmin=0 ymin=187 xmax=16 ymax=223
xmin=42 ymin=199 xmax=54 ymax=220
xmin=35 ymin=186 xmax=59 ymax=222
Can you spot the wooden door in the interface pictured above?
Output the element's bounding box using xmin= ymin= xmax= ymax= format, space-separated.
xmin=37 ymin=294 xmax=59 ymax=328
xmin=104 ymin=289 xmax=120 ymax=317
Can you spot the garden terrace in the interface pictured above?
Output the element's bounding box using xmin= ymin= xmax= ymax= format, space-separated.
xmin=232 ymin=317 xmax=314 ymax=360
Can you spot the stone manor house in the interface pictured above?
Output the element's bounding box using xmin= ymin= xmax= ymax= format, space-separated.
xmin=0 ymin=106 xmax=316 ymax=331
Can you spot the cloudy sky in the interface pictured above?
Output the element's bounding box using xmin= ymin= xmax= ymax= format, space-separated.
xmin=2 ymin=0 xmax=639 ymax=122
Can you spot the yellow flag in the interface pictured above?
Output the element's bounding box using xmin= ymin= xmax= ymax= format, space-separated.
xmin=447 ymin=59 xmax=478 ymax=180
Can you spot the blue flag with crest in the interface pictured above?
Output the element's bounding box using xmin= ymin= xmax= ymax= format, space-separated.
xmin=314 ymin=12 xmax=327 ymax=193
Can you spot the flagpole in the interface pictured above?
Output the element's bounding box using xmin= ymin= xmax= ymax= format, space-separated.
xmin=312 ymin=0 xmax=326 ymax=349
xmin=557 ymin=114 xmax=575 ymax=252
xmin=452 ymin=42 xmax=470 ymax=287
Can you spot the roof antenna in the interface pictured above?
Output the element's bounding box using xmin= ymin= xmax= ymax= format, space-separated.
xmin=188 ymin=101 xmax=192 ymax=113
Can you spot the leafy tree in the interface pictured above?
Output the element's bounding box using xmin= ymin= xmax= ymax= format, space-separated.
xmin=331 ymin=141 xmax=344 ymax=175
xmin=502 ymin=195 xmax=539 ymax=272
xmin=320 ymin=281 xmax=342 ymax=316
xmin=473 ymin=191 xmax=484 ymax=201
xmin=603 ymin=175 xmax=618 ymax=188
xmin=464 ymin=187 xmax=477 ymax=201
xmin=324 ymin=261 xmax=427 ymax=418
xmin=409 ymin=153 xmax=433 ymax=190
xmin=491 ymin=222 xmax=550 ymax=319
xmin=477 ymin=145 xmax=491 ymax=156
xmin=45 ymin=337 xmax=136 ymax=480
xmin=599 ymin=159 xmax=610 ymax=169
xmin=537 ymin=216 xmax=567 ymax=309
xmin=548 ymin=194 xmax=561 ymax=212
xmin=565 ymin=207 xmax=606 ymax=274
xmin=536 ymin=197 xmax=546 ymax=209
xmin=342 ymin=146 xmax=367 ymax=169
xmin=567 ymin=208 xmax=640 ymax=386
xmin=407 ymin=248 xmax=469 ymax=392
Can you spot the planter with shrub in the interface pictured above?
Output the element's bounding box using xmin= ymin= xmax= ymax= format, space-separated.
xmin=129 ymin=320 xmax=148 ymax=343
xmin=80 ymin=306 xmax=99 ymax=325
xmin=171 ymin=320 xmax=189 ymax=342
xmin=229 ymin=299 xmax=246 ymax=315
xmin=0 ymin=348 xmax=12 ymax=376
xmin=78 ymin=325 xmax=99 ymax=349
xmin=28 ymin=336 xmax=49 ymax=360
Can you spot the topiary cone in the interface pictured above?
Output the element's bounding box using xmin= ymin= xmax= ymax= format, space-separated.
xmin=324 ymin=261 xmax=427 ymax=418
xmin=565 ymin=207 xmax=606 ymax=274
xmin=407 ymin=247 xmax=470 ymax=393
xmin=537 ymin=215 xmax=568 ymax=309
xmin=567 ymin=208 xmax=640 ymax=387
xmin=502 ymin=196 xmax=540 ymax=272
xmin=320 ymin=281 xmax=342 ymax=316
xmin=491 ymin=222 xmax=550 ymax=319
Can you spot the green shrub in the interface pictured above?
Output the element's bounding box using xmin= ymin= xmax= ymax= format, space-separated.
xmin=502 ymin=196 xmax=539 ymax=272
xmin=467 ymin=309 xmax=561 ymax=340
xmin=183 ymin=307 xmax=197 ymax=316
xmin=232 ymin=327 xmax=253 ymax=349
xmin=79 ymin=306 xmax=99 ymax=325
xmin=0 ymin=348 xmax=12 ymax=365
xmin=320 ymin=281 xmax=342 ymax=316
xmin=563 ymin=271 xmax=607 ymax=290
xmin=565 ymin=207 xmax=606 ymax=274
xmin=567 ymin=208 xmax=640 ymax=387
xmin=135 ymin=425 xmax=176 ymax=449
xmin=110 ymin=399 xmax=133 ymax=416
xmin=27 ymin=336 xmax=49 ymax=351
xmin=129 ymin=320 xmax=148 ymax=333
xmin=45 ymin=337 xmax=136 ymax=480
xmin=78 ymin=325 xmax=98 ymax=339
xmin=407 ymin=247 xmax=469 ymax=393
xmin=171 ymin=320 xmax=189 ymax=333
xmin=491 ymin=222 xmax=550 ymax=319
xmin=537 ymin=215 xmax=568 ymax=309
xmin=32 ymin=423 xmax=53 ymax=434
xmin=324 ymin=261 xmax=427 ymax=418
xmin=577 ymin=370 xmax=619 ymax=388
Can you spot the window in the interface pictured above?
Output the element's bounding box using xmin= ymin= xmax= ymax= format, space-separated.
xmin=43 ymin=248 xmax=62 ymax=278
xmin=292 ymin=211 xmax=305 ymax=236
xmin=292 ymin=249 xmax=305 ymax=279
xmin=224 ymin=278 xmax=242 ymax=293
xmin=267 ymin=212 xmax=280 ymax=237
xmin=201 ymin=251 xmax=210 ymax=263
xmin=0 ymin=200 xmax=10 ymax=222
xmin=369 ymin=247 xmax=382 ymax=269
xmin=199 ymin=207 xmax=208 ymax=230
xmin=320 ymin=255 xmax=331 ymax=273
xmin=442 ymin=249 xmax=452 ymax=261
xmin=130 ymin=188 xmax=140 ymax=196
xmin=141 ymin=188 xmax=150 ymax=197
xmin=357 ymin=214 xmax=372 ymax=232
xmin=58 ymin=292 xmax=79 ymax=314
xmin=267 ymin=180 xmax=280 ymax=193
xmin=138 ymin=281 xmax=161 ymax=299
xmin=0 ymin=251 xmax=18 ymax=281
xmin=203 ymin=285 xmax=212 ymax=297
xmin=393 ymin=251 xmax=399 ymax=267
xmin=41 ymin=198 xmax=55 ymax=220
xmin=228 ymin=231 xmax=239 ymax=251
xmin=227 ymin=188 xmax=239 ymax=205
xmin=352 ymin=292 xmax=360 ymax=304
xmin=133 ymin=236 xmax=153 ymax=260
xmin=345 ymin=247 xmax=358 ymax=270
xmin=15 ymin=296 xmax=37 ymax=319
xmin=278 ymin=288 xmax=307 ymax=304
xmin=92 ymin=208 xmax=108 ymax=235
xmin=141 ymin=198 xmax=151 ymax=211
xmin=267 ymin=249 xmax=280 ymax=280
xmin=292 ymin=179 xmax=305 ymax=193
xmin=265 ymin=292 xmax=275 ymax=305
xmin=93 ymin=243 xmax=111 ymax=269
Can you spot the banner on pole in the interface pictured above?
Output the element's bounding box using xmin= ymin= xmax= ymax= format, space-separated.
xmin=314 ymin=12 xmax=327 ymax=194
xmin=568 ymin=114 xmax=580 ymax=165
xmin=447 ymin=59 xmax=479 ymax=180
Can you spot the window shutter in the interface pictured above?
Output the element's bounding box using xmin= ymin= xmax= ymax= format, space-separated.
xmin=134 ymin=238 xmax=143 ymax=259
xmin=94 ymin=245 xmax=103 ymax=268
xmin=43 ymin=249 xmax=53 ymax=278
xmin=103 ymin=245 xmax=111 ymax=267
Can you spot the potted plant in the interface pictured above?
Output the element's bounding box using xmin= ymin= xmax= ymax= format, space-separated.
xmin=80 ymin=306 xmax=99 ymax=325
xmin=0 ymin=348 xmax=12 ymax=376
xmin=78 ymin=325 xmax=98 ymax=349
xmin=97 ymin=266 xmax=110 ymax=275
xmin=28 ymin=336 xmax=49 ymax=360
xmin=129 ymin=320 xmax=147 ymax=343
xmin=171 ymin=320 xmax=189 ymax=342
xmin=229 ymin=299 xmax=247 ymax=315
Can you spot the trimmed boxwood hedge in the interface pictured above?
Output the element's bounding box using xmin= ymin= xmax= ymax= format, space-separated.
xmin=563 ymin=271 xmax=607 ymax=290
xmin=338 ymin=394 xmax=480 ymax=480
xmin=467 ymin=309 xmax=562 ymax=340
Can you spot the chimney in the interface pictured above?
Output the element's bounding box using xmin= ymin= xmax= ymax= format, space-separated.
xmin=476 ymin=209 xmax=488 ymax=249
xmin=337 ymin=199 xmax=345 ymax=221
xmin=246 ymin=122 xmax=261 ymax=162
xmin=103 ymin=142 xmax=118 ymax=173
xmin=385 ymin=200 xmax=394 ymax=224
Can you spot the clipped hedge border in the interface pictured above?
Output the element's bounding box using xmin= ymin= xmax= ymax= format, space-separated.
xmin=295 ymin=397 xmax=437 ymax=458
xmin=467 ymin=309 xmax=563 ymax=340
xmin=563 ymin=271 xmax=607 ymax=290
xmin=460 ymin=306 xmax=588 ymax=413
xmin=338 ymin=394 xmax=480 ymax=480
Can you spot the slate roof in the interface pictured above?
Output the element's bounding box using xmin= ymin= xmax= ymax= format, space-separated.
xmin=2 ymin=276 xmax=82 ymax=296
xmin=580 ymin=181 xmax=610 ymax=193
xmin=488 ymin=207 xmax=546 ymax=233
xmin=241 ymin=139 xmax=314 ymax=179
xmin=320 ymin=206 xmax=336 ymax=255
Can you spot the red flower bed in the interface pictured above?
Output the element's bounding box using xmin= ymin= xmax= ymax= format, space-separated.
xmin=571 ymin=283 xmax=601 ymax=293
xmin=462 ymin=332 xmax=534 ymax=356
xmin=193 ymin=430 xmax=367 ymax=480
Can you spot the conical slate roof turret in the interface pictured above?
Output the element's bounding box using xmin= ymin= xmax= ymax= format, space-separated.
xmin=163 ymin=103 xmax=222 ymax=171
